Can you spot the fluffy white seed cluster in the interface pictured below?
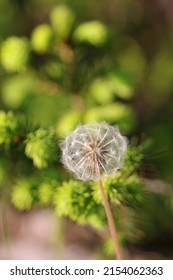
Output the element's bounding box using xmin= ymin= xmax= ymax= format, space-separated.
xmin=60 ymin=122 xmax=128 ymax=181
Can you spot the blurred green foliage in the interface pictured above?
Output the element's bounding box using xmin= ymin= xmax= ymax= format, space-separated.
xmin=31 ymin=24 xmax=55 ymax=54
xmin=0 ymin=0 xmax=173 ymax=259
xmin=0 ymin=111 xmax=18 ymax=145
xmin=1 ymin=37 xmax=30 ymax=72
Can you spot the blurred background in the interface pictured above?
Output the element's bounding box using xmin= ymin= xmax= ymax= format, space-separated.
xmin=0 ymin=0 xmax=173 ymax=260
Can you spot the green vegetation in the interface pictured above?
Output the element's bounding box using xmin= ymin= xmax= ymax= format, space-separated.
xmin=0 ymin=0 xmax=173 ymax=259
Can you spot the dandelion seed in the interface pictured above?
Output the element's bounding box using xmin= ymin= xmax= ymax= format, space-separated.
xmin=60 ymin=122 xmax=127 ymax=181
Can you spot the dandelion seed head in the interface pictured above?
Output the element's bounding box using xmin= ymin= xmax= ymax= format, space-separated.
xmin=60 ymin=122 xmax=128 ymax=181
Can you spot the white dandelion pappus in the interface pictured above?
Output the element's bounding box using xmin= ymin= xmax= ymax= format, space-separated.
xmin=60 ymin=122 xmax=128 ymax=181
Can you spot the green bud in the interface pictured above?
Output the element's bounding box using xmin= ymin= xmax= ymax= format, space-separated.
xmin=50 ymin=5 xmax=75 ymax=40
xmin=73 ymin=21 xmax=108 ymax=46
xmin=25 ymin=128 xmax=57 ymax=169
xmin=1 ymin=74 xmax=36 ymax=109
xmin=0 ymin=36 xmax=30 ymax=72
xmin=56 ymin=111 xmax=81 ymax=137
xmin=0 ymin=111 xmax=17 ymax=144
xmin=31 ymin=24 xmax=55 ymax=53
xmin=11 ymin=180 xmax=33 ymax=210
xmin=38 ymin=182 xmax=54 ymax=206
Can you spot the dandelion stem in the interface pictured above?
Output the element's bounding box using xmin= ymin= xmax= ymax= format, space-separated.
xmin=97 ymin=179 xmax=123 ymax=260
xmin=95 ymin=156 xmax=123 ymax=260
